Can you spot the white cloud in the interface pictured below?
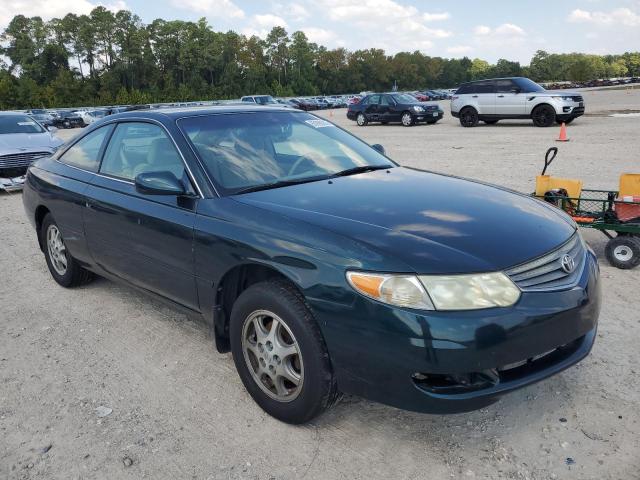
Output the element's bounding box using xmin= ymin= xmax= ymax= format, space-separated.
xmin=567 ymin=7 xmax=640 ymax=27
xmin=423 ymin=12 xmax=450 ymax=22
xmin=287 ymin=3 xmax=310 ymax=21
xmin=253 ymin=13 xmax=288 ymax=28
xmin=0 ymin=0 xmax=127 ymax=27
xmin=172 ymin=0 xmax=244 ymax=18
xmin=474 ymin=23 xmax=525 ymax=37
xmin=301 ymin=27 xmax=337 ymax=44
xmin=447 ymin=45 xmax=472 ymax=55
xmin=474 ymin=25 xmax=491 ymax=35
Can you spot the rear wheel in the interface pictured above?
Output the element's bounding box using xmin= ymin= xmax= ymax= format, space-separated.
xmin=459 ymin=107 xmax=478 ymax=127
xmin=41 ymin=214 xmax=94 ymax=287
xmin=230 ymin=280 xmax=339 ymax=424
xmin=356 ymin=113 xmax=368 ymax=126
xmin=605 ymin=235 xmax=640 ymax=269
xmin=401 ymin=112 xmax=414 ymax=127
xmin=532 ymin=105 xmax=556 ymax=127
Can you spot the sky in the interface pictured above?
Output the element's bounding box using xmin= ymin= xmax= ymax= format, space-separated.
xmin=2 ymin=0 xmax=640 ymax=64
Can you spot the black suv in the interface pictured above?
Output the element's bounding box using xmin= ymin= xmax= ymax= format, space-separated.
xmin=347 ymin=93 xmax=443 ymax=127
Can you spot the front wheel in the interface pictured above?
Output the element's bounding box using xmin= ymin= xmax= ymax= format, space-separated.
xmin=532 ymin=105 xmax=556 ymax=127
xmin=401 ymin=112 xmax=414 ymax=127
xmin=356 ymin=113 xmax=368 ymax=126
xmin=605 ymin=235 xmax=640 ymax=269
xmin=230 ymin=280 xmax=339 ymax=424
xmin=459 ymin=107 xmax=479 ymax=127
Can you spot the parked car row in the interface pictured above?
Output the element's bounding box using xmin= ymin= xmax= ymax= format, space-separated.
xmin=542 ymin=76 xmax=640 ymax=90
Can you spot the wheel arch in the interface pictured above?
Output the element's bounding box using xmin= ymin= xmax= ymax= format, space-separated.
xmin=34 ymin=205 xmax=51 ymax=251
xmin=531 ymin=102 xmax=557 ymax=115
xmin=211 ymin=262 xmax=306 ymax=353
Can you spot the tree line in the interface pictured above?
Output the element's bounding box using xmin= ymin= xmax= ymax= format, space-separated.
xmin=1 ymin=8 xmax=639 ymax=110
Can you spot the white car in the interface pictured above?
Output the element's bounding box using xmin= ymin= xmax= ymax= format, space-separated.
xmin=0 ymin=112 xmax=64 ymax=191
xmin=77 ymin=109 xmax=107 ymax=125
xmin=451 ymin=77 xmax=585 ymax=127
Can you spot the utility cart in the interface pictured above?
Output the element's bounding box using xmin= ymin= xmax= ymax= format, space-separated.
xmin=534 ymin=147 xmax=640 ymax=269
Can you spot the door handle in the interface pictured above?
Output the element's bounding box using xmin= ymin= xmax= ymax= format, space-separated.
xmin=472 ymin=95 xmax=478 ymax=98
xmin=497 ymin=95 xmax=505 ymax=98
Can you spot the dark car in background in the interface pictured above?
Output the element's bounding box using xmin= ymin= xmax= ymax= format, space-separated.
xmin=23 ymin=106 xmax=600 ymax=424
xmin=52 ymin=111 xmax=85 ymax=129
xmin=347 ymin=93 xmax=444 ymax=126
xmin=288 ymin=98 xmax=316 ymax=111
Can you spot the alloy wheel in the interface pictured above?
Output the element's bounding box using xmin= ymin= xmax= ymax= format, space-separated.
xmin=241 ymin=310 xmax=304 ymax=402
xmin=46 ymin=224 xmax=68 ymax=275
xmin=356 ymin=113 xmax=366 ymax=126
xmin=401 ymin=113 xmax=413 ymax=126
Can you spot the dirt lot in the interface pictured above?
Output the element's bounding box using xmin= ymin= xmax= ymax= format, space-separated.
xmin=1 ymin=88 xmax=639 ymax=479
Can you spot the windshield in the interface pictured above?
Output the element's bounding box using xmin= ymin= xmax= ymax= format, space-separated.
xmin=179 ymin=111 xmax=394 ymax=195
xmin=255 ymin=96 xmax=277 ymax=105
xmin=514 ymin=78 xmax=546 ymax=93
xmin=0 ymin=115 xmax=46 ymax=134
xmin=391 ymin=93 xmax=419 ymax=104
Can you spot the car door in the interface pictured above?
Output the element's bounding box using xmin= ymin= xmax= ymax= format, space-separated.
xmin=365 ymin=95 xmax=381 ymax=121
xmin=473 ymin=80 xmax=496 ymax=115
xmin=495 ymin=79 xmax=526 ymax=116
xmin=83 ymin=121 xmax=200 ymax=310
xmin=378 ymin=94 xmax=396 ymax=122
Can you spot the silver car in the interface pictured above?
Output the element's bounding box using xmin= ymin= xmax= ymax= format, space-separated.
xmin=451 ymin=77 xmax=585 ymax=127
xmin=0 ymin=112 xmax=64 ymax=191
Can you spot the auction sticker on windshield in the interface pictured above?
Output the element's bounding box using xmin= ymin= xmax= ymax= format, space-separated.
xmin=305 ymin=119 xmax=334 ymax=128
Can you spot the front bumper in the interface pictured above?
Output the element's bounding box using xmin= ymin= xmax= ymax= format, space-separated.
xmin=554 ymin=100 xmax=585 ymax=119
xmin=312 ymin=250 xmax=600 ymax=413
xmin=0 ymin=173 xmax=26 ymax=192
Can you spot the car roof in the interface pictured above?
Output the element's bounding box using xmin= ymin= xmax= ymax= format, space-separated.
xmin=105 ymin=104 xmax=295 ymax=121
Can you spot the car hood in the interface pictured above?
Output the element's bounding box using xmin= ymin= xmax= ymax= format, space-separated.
xmin=233 ymin=167 xmax=576 ymax=274
xmin=0 ymin=132 xmax=63 ymax=152
xmin=541 ymin=90 xmax=582 ymax=97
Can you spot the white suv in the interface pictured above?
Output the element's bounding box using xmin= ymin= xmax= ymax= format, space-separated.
xmin=451 ymin=77 xmax=585 ymax=127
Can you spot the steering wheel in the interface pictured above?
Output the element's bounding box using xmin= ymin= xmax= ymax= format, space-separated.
xmin=288 ymin=155 xmax=317 ymax=176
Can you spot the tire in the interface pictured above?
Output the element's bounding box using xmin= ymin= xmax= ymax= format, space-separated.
xmin=229 ymin=280 xmax=339 ymax=424
xmin=605 ymin=235 xmax=640 ymax=269
xmin=459 ymin=107 xmax=479 ymax=127
xmin=41 ymin=214 xmax=94 ymax=287
xmin=483 ymin=119 xmax=499 ymax=125
xmin=401 ymin=111 xmax=414 ymax=127
xmin=556 ymin=117 xmax=574 ymax=125
xmin=356 ymin=113 xmax=368 ymax=126
xmin=532 ymin=105 xmax=556 ymax=127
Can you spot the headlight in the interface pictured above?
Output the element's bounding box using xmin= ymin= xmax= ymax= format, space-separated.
xmin=551 ymin=96 xmax=575 ymax=102
xmin=346 ymin=272 xmax=434 ymax=309
xmin=419 ymin=272 xmax=520 ymax=310
xmin=346 ymin=271 xmax=520 ymax=311
xmin=412 ymin=106 xmax=425 ymax=112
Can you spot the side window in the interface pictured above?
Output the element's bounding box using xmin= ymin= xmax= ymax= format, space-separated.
xmin=495 ymin=79 xmax=517 ymax=93
xmin=58 ymin=125 xmax=113 ymax=172
xmin=475 ymin=81 xmax=495 ymax=94
xmin=456 ymin=84 xmax=471 ymax=95
xmin=379 ymin=95 xmax=392 ymax=106
xmin=100 ymin=122 xmax=186 ymax=182
xmin=368 ymin=95 xmax=381 ymax=105
xmin=241 ymin=97 xmax=254 ymax=103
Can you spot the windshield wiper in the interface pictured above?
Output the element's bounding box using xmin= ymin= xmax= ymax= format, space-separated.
xmin=330 ymin=164 xmax=392 ymax=178
xmin=233 ymin=175 xmax=328 ymax=195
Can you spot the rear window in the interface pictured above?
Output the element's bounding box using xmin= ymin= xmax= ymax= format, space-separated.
xmin=0 ymin=115 xmax=45 ymax=134
xmin=455 ymin=84 xmax=473 ymax=95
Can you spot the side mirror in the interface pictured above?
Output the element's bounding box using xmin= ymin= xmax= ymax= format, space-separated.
xmin=371 ymin=144 xmax=385 ymax=155
xmin=135 ymin=171 xmax=185 ymax=196
xmin=46 ymin=125 xmax=58 ymax=133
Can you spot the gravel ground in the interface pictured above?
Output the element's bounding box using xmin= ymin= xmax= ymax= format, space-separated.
xmin=1 ymin=88 xmax=639 ymax=480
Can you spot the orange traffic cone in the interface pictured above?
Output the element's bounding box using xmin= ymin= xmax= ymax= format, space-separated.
xmin=556 ymin=122 xmax=569 ymax=142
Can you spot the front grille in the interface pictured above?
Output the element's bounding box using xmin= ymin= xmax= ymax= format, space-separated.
xmin=506 ymin=233 xmax=585 ymax=291
xmin=0 ymin=151 xmax=51 ymax=170
xmin=571 ymin=96 xmax=584 ymax=102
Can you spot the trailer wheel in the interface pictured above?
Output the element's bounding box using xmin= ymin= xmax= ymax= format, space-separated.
xmin=605 ymin=235 xmax=640 ymax=269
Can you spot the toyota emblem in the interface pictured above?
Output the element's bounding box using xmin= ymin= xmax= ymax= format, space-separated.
xmin=561 ymin=254 xmax=575 ymax=273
